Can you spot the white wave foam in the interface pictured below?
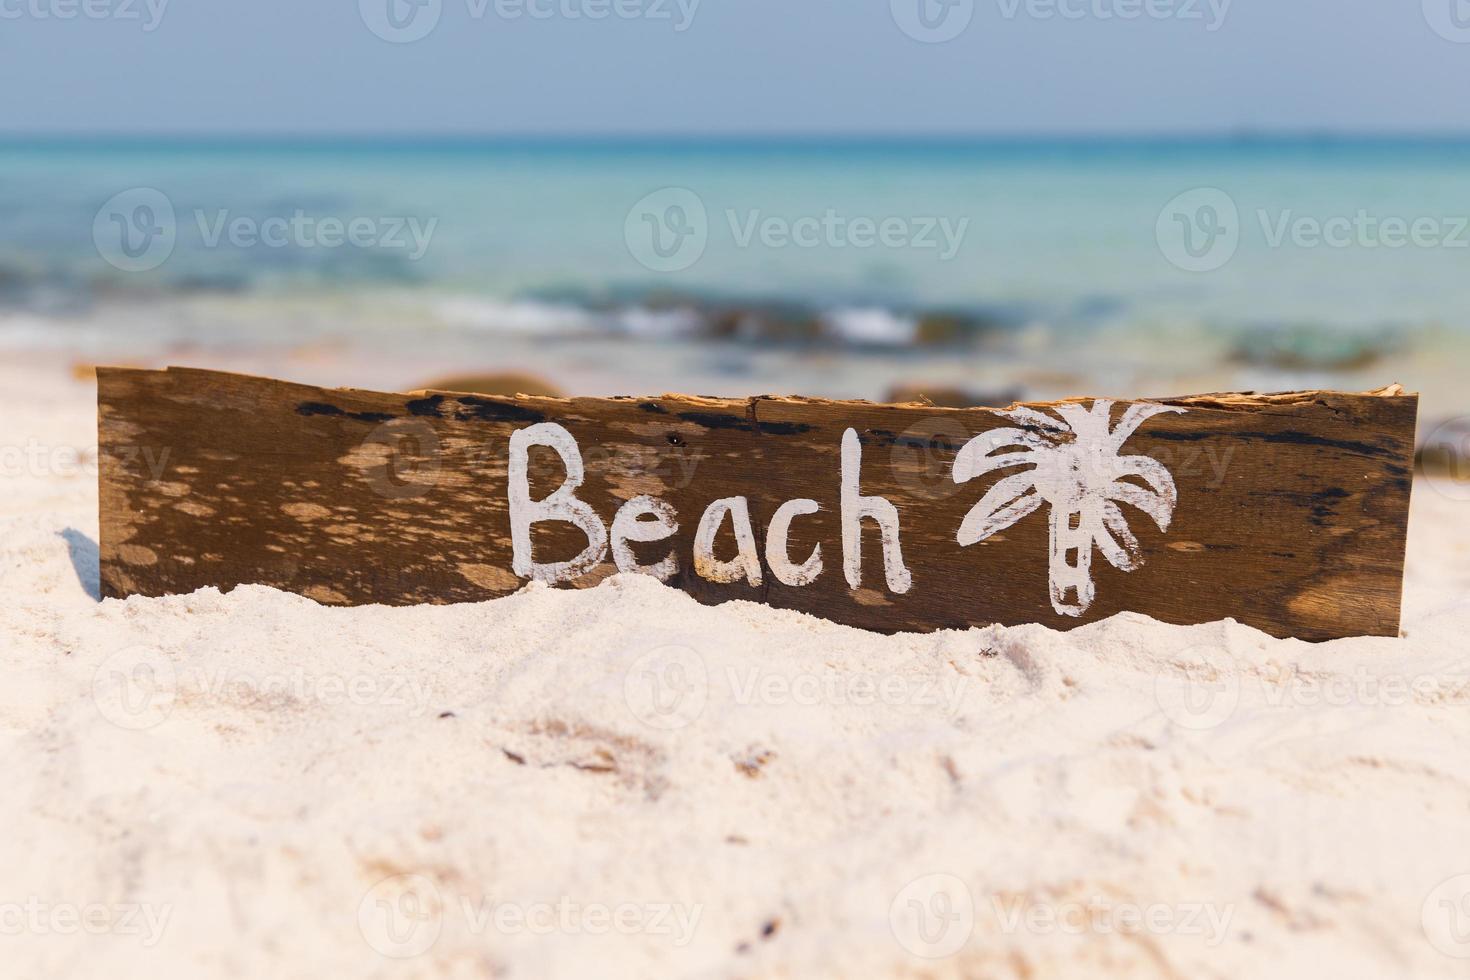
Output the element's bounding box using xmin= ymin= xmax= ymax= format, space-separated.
xmin=434 ymin=297 xmax=705 ymax=341
xmin=433 ymin=298 xmax=602 ymax=335
xmin=820 ymin=307 xmax=919 ymax=346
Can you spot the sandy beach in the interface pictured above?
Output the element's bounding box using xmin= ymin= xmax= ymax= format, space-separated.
xmin=2 ymin=354 xmax=1468 ymax=979
xmin=8 ymin=1 xmax=1470 ymax=973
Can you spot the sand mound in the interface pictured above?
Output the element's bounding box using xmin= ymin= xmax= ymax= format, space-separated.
xmin=3 ymin=360 xmax=1469 ymax=978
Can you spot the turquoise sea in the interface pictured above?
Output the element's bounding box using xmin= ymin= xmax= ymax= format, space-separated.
xmin=2 ymin=136 xmax=1469 ymax=353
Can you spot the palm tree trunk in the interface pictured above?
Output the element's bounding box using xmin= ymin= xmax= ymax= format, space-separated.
xmin=1048 ymin=502 xmax=1097 ymax=616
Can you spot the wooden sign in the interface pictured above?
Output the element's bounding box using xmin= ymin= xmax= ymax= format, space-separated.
xmin=97 ymin=368 xmax=1417 ymax=641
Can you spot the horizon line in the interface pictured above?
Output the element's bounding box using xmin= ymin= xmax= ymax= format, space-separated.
xmin=5 ymin=128 xmax=1470 ymax=146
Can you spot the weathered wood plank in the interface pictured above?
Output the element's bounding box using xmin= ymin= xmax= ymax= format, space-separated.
xmin=97 ymin=368 xmax=1417 ymax=640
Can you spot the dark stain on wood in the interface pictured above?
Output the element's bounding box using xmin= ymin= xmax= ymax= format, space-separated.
xmin=676 ymin=409 xmax=813 ymax=437
xmin=1240 ymin=430 xmax=1394 ymax=458
xmin=295 ymin=401 xmax=395 ymax=424
xmin=406 ymin=394 xmax=447 ymax=417
xmin=1151 ymin=428 xmax=1392 ymax=458
xmin=453 ymin=396 xmax=546 ymax=424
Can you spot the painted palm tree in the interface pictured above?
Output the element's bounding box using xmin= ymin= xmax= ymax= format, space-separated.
xmin=952 ymin=400 xmax=1187 ymax=616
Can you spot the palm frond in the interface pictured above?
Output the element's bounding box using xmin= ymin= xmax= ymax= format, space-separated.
xmin=1107 ymin=402 xmax=1185 ymax=450
xmin=957 ymin=472 xmax=1041 ymax=545
xmin=952 ymin=428 xmax=1047 ymax=483
xmin=1055 ymin=399 xmax=1112 ymax=440
xmin=1095 ymin=500 xmax=1143 ymax=571
xmin=993 ymin=406 xmax=1069 ymax=433
xmin=1104 ymin=480 xmax=1176 ymax=531
xmin=1112 ymin=453 xmax=1178 ymax=500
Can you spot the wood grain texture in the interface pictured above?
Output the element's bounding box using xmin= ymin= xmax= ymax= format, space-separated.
xmin=97 ymin=367 xmax=1418 ymax=640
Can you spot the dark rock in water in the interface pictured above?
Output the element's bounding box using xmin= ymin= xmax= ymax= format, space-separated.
xmin=885 ymin=383 xmax=1024 ymax=409
xmin=519 ymin=285 xmax=1011 ymax=348
xmin=1229 ymin=324 xmax=1400 ymax=371
xmin=913 ymin=311 xmax=1002 ymax=346
xmin=707 ymin=304 xmax=823 ymax=344
xmin=0 ymin=261 xmax=32 ymax=293
xmin=170 ymin=273 xmax=255 ymax=295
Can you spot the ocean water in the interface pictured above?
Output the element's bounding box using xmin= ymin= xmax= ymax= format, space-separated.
xmin=3 ymin=136 xmax=1470 ymax=351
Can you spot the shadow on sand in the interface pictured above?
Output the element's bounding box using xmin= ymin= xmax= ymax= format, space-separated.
xmin=59 ymin=528 xmax=100 ymax=602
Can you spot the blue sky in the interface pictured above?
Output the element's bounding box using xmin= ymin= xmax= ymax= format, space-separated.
xmin=1 ymin=0 xmax=1468 ymax=135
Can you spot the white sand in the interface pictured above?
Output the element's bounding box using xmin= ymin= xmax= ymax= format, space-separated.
xmin=3 ymin=358 xmax=1470 ymax=979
